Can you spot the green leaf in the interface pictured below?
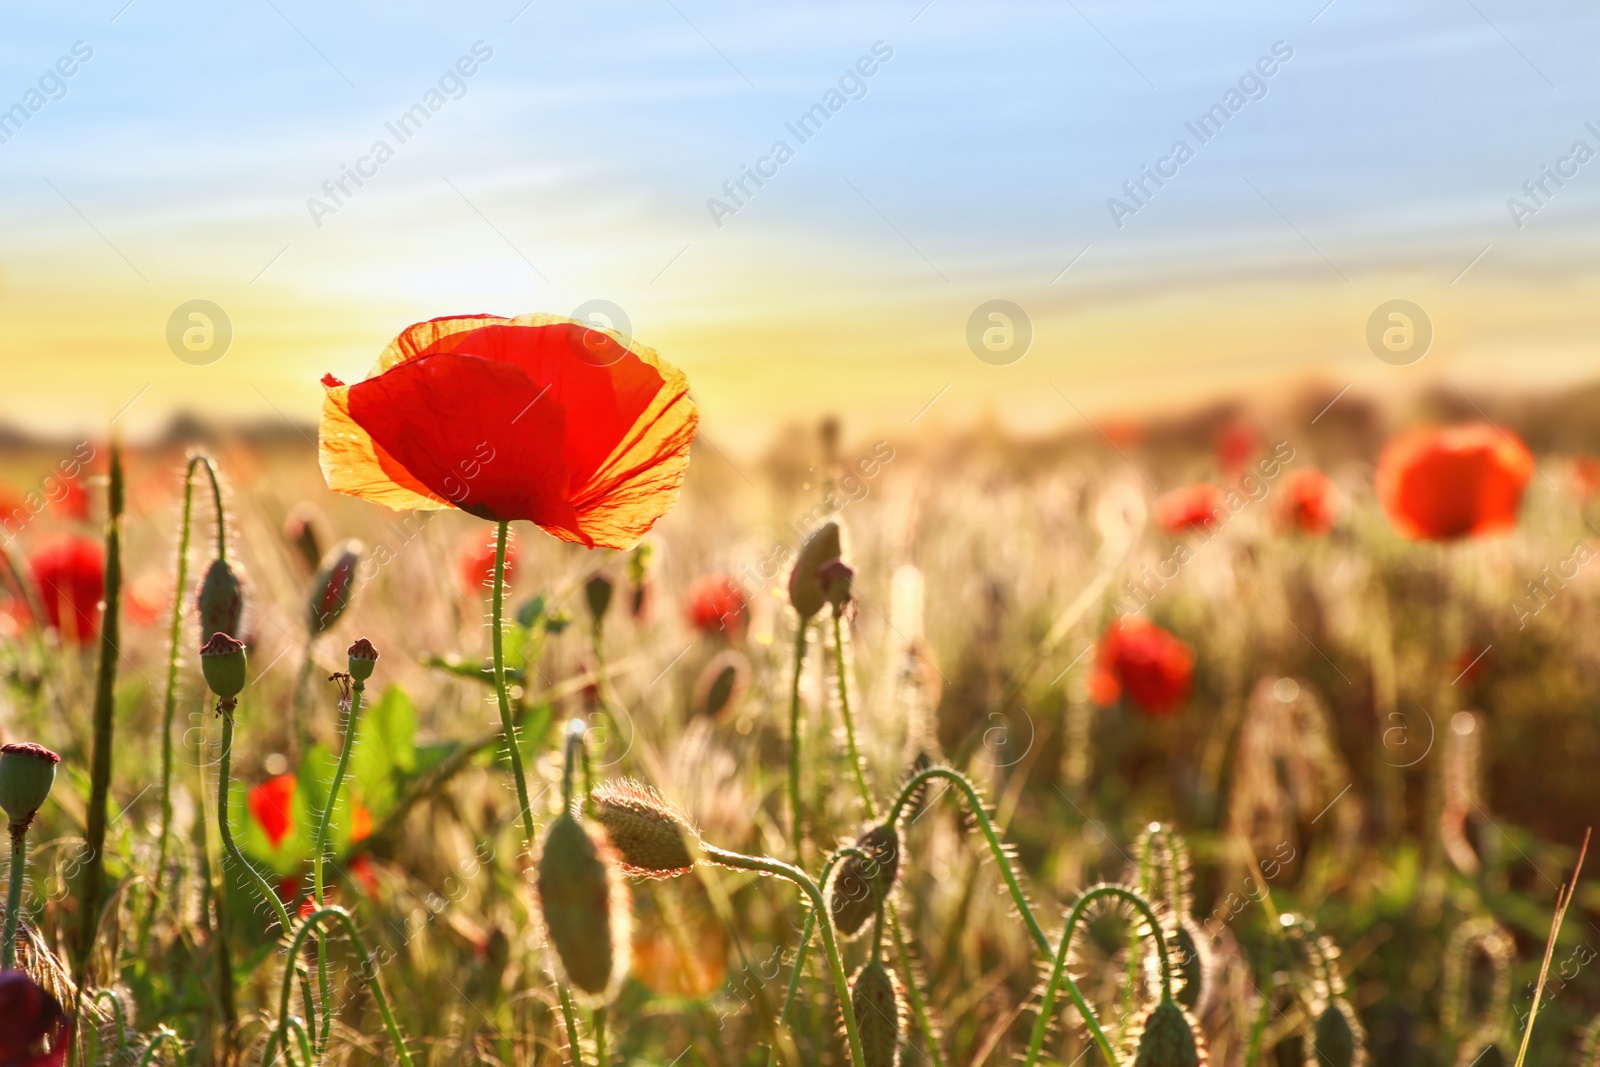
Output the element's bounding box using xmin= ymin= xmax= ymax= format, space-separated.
xmin=350 ymin=684 xmax=417 ymax=815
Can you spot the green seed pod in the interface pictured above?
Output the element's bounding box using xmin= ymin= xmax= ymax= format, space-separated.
xmin=788 ymin=521 xmax=842 ymax=619
xmin=308 ymin=540 xmax=363 ymax=635
xmin=826 ymin=824 xmax=900 ymax=939
xmin=1131 ymin=998 xmax=1206 ymax=1067
xmin=346 ymin=636 xmax=379 ymax=683
xmin=535 ymin=812 xmax=630 ymax=1004
xmin=0 ymin=743 xmax=61 ymax=828
xmin=196 ymin=557 xmax=244 ymax=642
xmin=1309 ymin=999 xmax=1363 ymax=1067
xmin=849 ymin=960 xmax=905 ymax=1067
xmin=589 ymin=780 xmax=698 ymax=878
xmin=584 ymin=574 xmax=614 ymax=626
xmin=200 ymin=632 xmax=248 ymax=706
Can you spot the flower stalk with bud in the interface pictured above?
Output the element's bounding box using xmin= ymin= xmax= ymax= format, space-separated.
xmin=1 ymin=742 xmax=59 ymax=971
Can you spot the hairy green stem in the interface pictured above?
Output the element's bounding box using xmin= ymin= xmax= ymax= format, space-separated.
xmin=787 ymin=622 xmax=809 ymax=863
xmin=888 ymin=905 xmax=947 ymax=1067
xmin=264 ymin=906 xmax=415 ymax=1067
xmin=768 ymin=846 xmax=869 ymax=1067
xmin=832 ymin=611 xmax=876 ymax=818
xmin=1024 ymin=884 xmax=1171 ymax=1067
xmin=593 ymin=1005 xmax=608 ymax=1067
xmin=558 ymin=983 xmax=585 ymax=1067
xmin=705 ymin=844 xmax=866 ymax=1067
xmin=311 ymin=677 xmax=366 ymax=1055
xmin=134 ymin=1027 xmax=182 ymax=1067
xmin=3 ymin=826 xmax=26 ymax=970
xmin=887 ymin=766 xmax=1117 ymax=1064
xmin=491 ymin=521 xmax=538 ymax=847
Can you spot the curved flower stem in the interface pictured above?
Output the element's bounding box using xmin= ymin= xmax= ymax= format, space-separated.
xmin=886 ymin=766 xmax=1117 ymax=1063
xmin=704 ymin=844 xmax=866 ymax=1067
xmin=218 ymin=708 xmax=316 ymax=1054
xmin=491 ymin=521 xmax=538 ymax=847
xmin=786 ymin=621 xmax=809 ymax=863
xmin=767 ymin=846 xmax=869 ymax=1067
xmin=2 ymin=826 xmax=24 ymax=970
xmin=134 ymin=1027 xmax=183 ymax=1067
xmin=264 ymin=906 xmax=415 ymax=1067
xmin=1024 ymin=884 xmax=1171 ymax=1067
xmin=831 ymin=611 xmax=875 ymax=819
xmin=887 ymin=904 xmax=947 ymax=1067
xmin=310 ymin=677 xmax=366 ymax=1055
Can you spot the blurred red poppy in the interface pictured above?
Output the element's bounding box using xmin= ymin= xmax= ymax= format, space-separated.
xmin=28 ymin=536 xmax=104 ymax=644
xmin=1088 ymin=615 xmax=1194 ymax=715
xmin=1154 ymin=484 xmax=1224 ymax=535
xmin=56 ymin=474 xmax=89 ymax=522
xmin=1280 ymin=468 xmax=1338 ymax=536
xmin=686 ymin=574 xmax=748 ymax=637
xmin=458 ymin=530 xmax=516 ymax=593
xmin=0 ymin=969 xmax=71 ymax=1066
xmin=1376 ymin=425 xmax=1534 ymax=541
xmin=320 ymin=314 xmax=698 ymax=550
xmin=249 ymin=774 xmax=296 ymax=850
xmin=1570 ymin=455 xmax=1600 ymax=499
xmin=1215 ymin=419 xmax=1258 ymax=475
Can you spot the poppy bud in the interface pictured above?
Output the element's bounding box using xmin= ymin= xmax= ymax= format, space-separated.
xmin=584 ymin=574 xmax=614 ymax=626
xmin=826 ymin=824 xmax=900 ymax=939
xmin=692 ymin=650 xmax=750 ymax=720
xmin=788 ymin=521 xmax=842 ymax=619
xmin=201 ymin=632 xmax=248 ymax=707
xmin=309 ymin=540 xmax=363 ymax=635
xmin=1130 ymin=999 xmax=1205 ymax=1067
xmin=1312 ymin=999 xmax=1365 ymax=1067
xmin=818 ymin=558 xmax=854 ymax=615
xmin=347 ymin=637 xmax=379 ymax=683
xmin=0 ymin=743 xmax=60 ymax=829
xmin=0 ymin=969 xmax=71 ymax=1061
xmin=283 ymin=502 xmax=325 ymax=572
xmin=589 ymin=779 xmax=698 ymax=878
xmin=535 ymin=812 xmax=630 ymax=1003
xmin=196 ymin=558 xmax=244 ymax=642
xmin=849 ymin=960 xmax=906 ymax=1067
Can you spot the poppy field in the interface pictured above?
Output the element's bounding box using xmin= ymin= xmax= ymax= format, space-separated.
xmin=1 ymin=322 xmax=1599 ymax=1067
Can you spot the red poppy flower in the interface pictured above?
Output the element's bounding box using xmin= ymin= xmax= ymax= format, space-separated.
xmin=686 ymin=574 xmax=748 ymax=637
xmin=458 ymin=530 xmax=516 ymax=593
xmin=1376 ymin=425 xmax=1534 ymax=541
xmin=1215 ymin=419 xmax=1258 ymax=475
xmin=56 ymin=474 xmax=89 ymax=522
xmin=0 ymin=969 xmax=72 ymax=1066
xmin=1154 ymin=484 xmax=1224 ymax=535
xmin=28 ymin=536 xmax=104 ymax=644
xmin=1280 ymin=468 xmax=1338 ymax=536
xmin=1570 ymin=455 xmax=1600 ymax=499
xmin=319 ymin=314 xmax=699 ymax=550
xmin=249 ymin=774 xmax=297 ymax=850
xmin=1088 ymin=615 xmax=1194 ymax=716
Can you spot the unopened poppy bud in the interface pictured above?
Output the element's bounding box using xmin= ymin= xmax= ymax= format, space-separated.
xmin=589 ymin=779 xmax=698 ymax=878
xmin=346 ymin=637 xmax=379 ymax=682
xmin=849 ymin=960 xmax=906 ymax=1067
xmin=283 ymin=502 xmax=325 ymax=572
xmin=0 ymin=743 xmax=61 ymax=829
xmin=1312 ymin=999 xmax=1364 ymax=1067
xmin=819 ymin=557 xmax=854 ymax=614
xmin=788 ymin=521 xmax=842 ymax=619
xmin=585 ymin=574 xmax=614 ymax=626
xmin=535 ymin=811 xmax=630 ymax=1004
xmin=1130 ymin=999 xmax=1205 ymax=1067
xmin=200 ymin=632 xmax=248 ymax=705
xmin=692 ymin=650 xmax=750 ymax=720
xmin=827 ymin=823 xmax=900 ymax=939
xmin=196 ymin=557 xmax=244 ymax=642
xmin=309 ymin=540 xmax=363 ymax=635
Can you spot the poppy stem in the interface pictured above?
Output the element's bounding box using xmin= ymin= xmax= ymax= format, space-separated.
xmin=593 ymin=1005 xmax=608 ymax=1067
xmin=831 ymin=611 xmax=876 ymax=819
xmin=786 ymin=621 xmax=808 ymax=864
xmin=558 ymin=983 xmax=585 ymax=1067
xmin=888 ymin=904 xmax=948 ymax=1067
xmin=490 ymin=521 xmax=538 ymax=847
xmin=2 ymin=824 xmax=25 ymax=970
xmin=310 ymin=677 xmax=366 ymax=1055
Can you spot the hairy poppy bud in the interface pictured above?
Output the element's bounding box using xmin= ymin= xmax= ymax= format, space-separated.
xmin=1312 ymin=999 xmax=1365 ymax=1067
xmin=849 ymin=960 xmax=906 ymax=1067
xmin=692 ymin=650 xmax=750 ymax=720
xmin=200 ymin=632 xmax=247 ymax=707
xmin=788 ymin=522 xmax=842 ymax=619
xmin=535 ymin=812 xmax=630 ymax=1003
xmin=0 ymin=743 xmax=60 ymax=829
xmin=589 ymin=780 xmax=698 ymax=878
xmin=819 ymin=558 xmax=854 ymax=615
xmin=197 ymin=557 xmax=244 ymax=643
xmin=309 ymin=540 xmax=363 ymax=635
xmin=346 ymin=637 xmax=379 ymax=683
xmin=1130 ymin=999 xmax=1205 ymax=1067
xmin=827 ymin=824 xmax=900 ymax=939
xmin=584 ymin=574 xmax=614 ymax=626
